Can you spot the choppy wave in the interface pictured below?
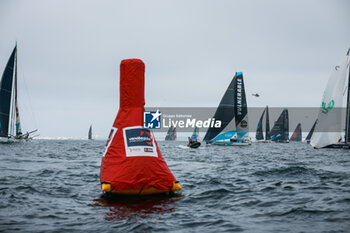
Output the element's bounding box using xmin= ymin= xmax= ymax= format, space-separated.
xmin=0 ymin=140 xmax=349 ymax=232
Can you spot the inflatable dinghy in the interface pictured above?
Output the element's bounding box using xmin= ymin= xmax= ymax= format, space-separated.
xmin=100 ymin=59 xmax=182 ymax=195
xmin=188 ymin=141 xmax=201 ymax=148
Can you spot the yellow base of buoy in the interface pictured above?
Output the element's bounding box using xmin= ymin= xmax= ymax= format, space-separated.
xmin=101 ymin=182 xmax=182 ymax=195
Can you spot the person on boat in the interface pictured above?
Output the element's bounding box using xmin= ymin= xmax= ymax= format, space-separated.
xmin=188 ymin=135 xmax=198 ymax=145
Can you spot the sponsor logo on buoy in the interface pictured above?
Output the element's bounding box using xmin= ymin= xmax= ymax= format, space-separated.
xmin=126 ymin=128 xmax=154 ymax=147
xmin=123 ymin=126 xmax=158 ymax=157
xmin=141 ymin=130 xmax=153 ymax=145
xmin=144 ymin=148 xmax=153 ymax=152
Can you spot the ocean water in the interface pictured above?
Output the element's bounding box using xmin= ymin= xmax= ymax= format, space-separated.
xmin=0 ymin=140 xmax=349 ymax=233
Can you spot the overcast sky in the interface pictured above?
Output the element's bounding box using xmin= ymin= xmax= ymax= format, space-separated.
xmin=0 ymin=0 xmax=349 ymax=138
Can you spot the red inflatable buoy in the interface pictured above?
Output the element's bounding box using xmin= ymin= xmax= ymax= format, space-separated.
xmin=100 ymin=59 xmax=181 ymax=195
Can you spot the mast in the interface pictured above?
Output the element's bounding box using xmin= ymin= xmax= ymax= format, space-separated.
xmin=345 ymin=48 xmax=350 ymax=143
xmin=10 ymin=73 xmax=15 ymax=137
xmin=14 ymin=45 xmax=22 ymax=137
xmin=283 ymin=109 xmax=289 ymax=141
xmin=265 ymin=105 xmax=271 ymax=140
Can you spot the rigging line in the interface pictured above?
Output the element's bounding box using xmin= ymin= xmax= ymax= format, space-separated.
xmin=344 ymin=85 xmax=348 ymax=97
xmin=17 ymin=53 xmax=38 ymax=132
xmin=345 ymin=63 xmax=350 ymax=96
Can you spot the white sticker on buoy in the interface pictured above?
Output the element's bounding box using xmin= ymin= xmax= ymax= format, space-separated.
xmin=102 ymin=127 xmax=117 ymax=157
xmin=123 ymin=126 xmax=158 ymax=157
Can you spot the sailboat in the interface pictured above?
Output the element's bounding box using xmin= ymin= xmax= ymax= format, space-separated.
xmin=0 ymin=45 xmax=36 ymax=142
xmin=165 ymin=126 xmax=176 ymax=141
xmin=203 ymin=72 xmax=251 ymax=146
xmin=88 ymin=125 xmax=93 ymax=140
xmin=305 ymin=120 xmax=317 ymax=144
xmin=270 ymin=109 xmax=289 ymax=143
xmin=187 ymin=127 xmax=201 ymax=148
xmin=255 ymin=105 xmax=271 ymax=142
xmin=311 ymin=49 xmax=350 ymax=149
xmin=290 ymin=123 xmax=302 ymax=142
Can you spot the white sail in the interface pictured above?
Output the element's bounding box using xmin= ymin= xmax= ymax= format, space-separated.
xmin=14 ymin=52 xmax=23 ymax=137
xmin=311 ymin=51 xmax=350 ymax=148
